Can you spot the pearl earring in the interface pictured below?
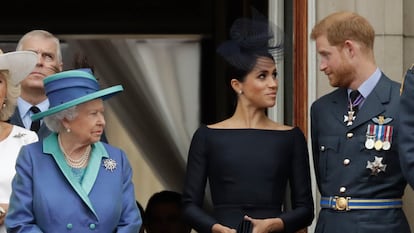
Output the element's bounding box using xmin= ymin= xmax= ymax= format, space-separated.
xmin=239 ymin=90 xmax=243 ymax=95
xmin=66 ymin=128 xmax=71 ymax=133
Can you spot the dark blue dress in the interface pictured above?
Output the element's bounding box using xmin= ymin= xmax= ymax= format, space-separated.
xmin=182 ymin=125 xmax=314 ymax=233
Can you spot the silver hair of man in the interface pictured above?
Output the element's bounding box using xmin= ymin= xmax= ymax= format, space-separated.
xmin=16 ymin=30 xmax=63 ymax=64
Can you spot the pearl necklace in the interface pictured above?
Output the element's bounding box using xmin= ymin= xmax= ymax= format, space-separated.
xmin=58 ymin=135 xmax=91 ymax=168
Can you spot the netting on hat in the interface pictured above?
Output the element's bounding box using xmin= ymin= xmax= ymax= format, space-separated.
xmin=217 ymin=11 xmax=284 ymax=72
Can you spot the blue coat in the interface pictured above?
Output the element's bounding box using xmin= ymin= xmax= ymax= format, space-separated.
xmin=5 ymin=133 xmax=142 ymax=233
xmin=310 ymin=74 xmax=411 ymax=233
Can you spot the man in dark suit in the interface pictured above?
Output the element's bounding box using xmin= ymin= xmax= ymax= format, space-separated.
xmin=9 ymin=30 xmax=63 ymax=139
xmin=310 ymin=11 xmax=411 ymax=233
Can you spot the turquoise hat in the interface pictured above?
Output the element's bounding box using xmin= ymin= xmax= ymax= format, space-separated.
xmin=32 ymin=68 xmax=123 ymax=121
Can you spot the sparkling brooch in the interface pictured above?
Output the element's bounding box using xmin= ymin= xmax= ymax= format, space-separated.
xmin=103 ymin=158 xmax=117 ymax=172
xmin=13 ymin=132 xmax=27 ymax=138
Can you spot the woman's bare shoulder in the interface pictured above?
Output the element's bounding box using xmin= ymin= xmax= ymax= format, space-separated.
xmin=267 ymin=121 xmax=294 ymax=131
xmin=207 ymin=120 xmax=231 ymax=129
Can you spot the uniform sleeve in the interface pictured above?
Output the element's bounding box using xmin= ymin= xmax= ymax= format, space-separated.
xmin=182 ymin=127 xmax=217 ymax=233
xmin=399 ymin=66 xmax=414 ymax=189
xmin=310 ymin=102 xmax=322 ymax=191
xmin=278 ymin=128 xmax=315 ymax=233
xmin=6 ymin=145 xmax=43 ymax=233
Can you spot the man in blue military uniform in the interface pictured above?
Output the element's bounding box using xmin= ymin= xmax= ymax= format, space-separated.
xmin=399 ymin=65 xmax=414 ymax=188
xmin=310 ymin=11 xmax=411 ymax=233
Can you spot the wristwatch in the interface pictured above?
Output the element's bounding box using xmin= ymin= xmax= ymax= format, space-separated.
xmin=0 ymin=206 xmax=5 ymax=217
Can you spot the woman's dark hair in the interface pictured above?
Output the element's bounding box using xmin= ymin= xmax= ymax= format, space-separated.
xmin=217 ymin=9 xmax=283 ymax=83
xmin=227 ymin=53 xmax=275 ymax=83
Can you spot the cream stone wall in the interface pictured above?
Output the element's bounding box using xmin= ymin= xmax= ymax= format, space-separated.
xmin=312 ymin=0 xmax=414 ymax=231
xmin=404 ymin=0 xmax=414 ymax=70
xmin=104 ymin=106 xmax=164 ymax=208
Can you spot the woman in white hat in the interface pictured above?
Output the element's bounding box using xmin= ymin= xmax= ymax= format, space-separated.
xmin=0 ymin=50 xmax=38 ymax=233
xmin=6 ymin=68 xmax=142 ymax=232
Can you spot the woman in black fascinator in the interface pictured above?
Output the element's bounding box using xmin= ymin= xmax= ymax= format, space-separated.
xmin=182 ymin=9 xmax=314 ymax=233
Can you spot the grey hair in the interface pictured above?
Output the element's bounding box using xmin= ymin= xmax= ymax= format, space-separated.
xmin=16 ymin=30 xmax=62 ymax=64
xmin=43 ymin=106 xmax=78 ymax=132
xmin=0 ymin=71 xmax=20 ymax=121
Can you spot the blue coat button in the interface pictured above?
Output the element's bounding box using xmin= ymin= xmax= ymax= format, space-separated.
xmin=66 ymin=223 xmax=73 ymax=229
xmin=89 ymin=223 xmax=96 ymax=230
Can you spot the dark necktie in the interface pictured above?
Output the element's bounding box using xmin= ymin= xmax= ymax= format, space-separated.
xmin=349 ymin=90 xmax=363 ymax=114
xmin=30 ymin=106 xmax=41 ymax=133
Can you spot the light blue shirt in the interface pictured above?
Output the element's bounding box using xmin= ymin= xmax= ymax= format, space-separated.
xmin=17 ymin=97 xmax=49 ymax=129
xmin=348 ymin=67 xmax=382 ymax=108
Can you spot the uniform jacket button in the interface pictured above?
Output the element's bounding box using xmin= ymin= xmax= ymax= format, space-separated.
xmin=66 ymin=223 xmax=73 ymax=230
xmin=347 ymin=132 xmax=354 ymax=138
xmin=344 ymin=158 xmax=350 ymax=165
xmin=320 ymin=145 xmax=326 ymax=151
xmin=339 ymin=187 xmax=346 ymax=193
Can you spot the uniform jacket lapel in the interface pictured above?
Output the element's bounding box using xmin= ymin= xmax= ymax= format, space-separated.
xmin=328 ymin=89 xmax=349 ymax=125
xmin=349 ymin=74 xmax=390 ymax=130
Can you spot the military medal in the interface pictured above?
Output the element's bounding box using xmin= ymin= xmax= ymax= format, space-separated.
xmin=366 ymin=156 xmax=387 ymax=175
xmin=382 ymin=125 xmax=393 ymax=151
xmin=344 ymin=91 xmax=364 ymax=126
xmin=365 ymin=124 xmax=375 ymax=149
xmin=370 ymin=116 xmax=394 ymax=151
xmin=382 ymin=141 xmax=391 ymax=150
xmin=374 ymin=124 xmax=384 ymax=151
xmin=344 ymin=110 xmax=356 ymax=126
xmin=374 ymin=140 xmax=383 ymax=151
xmin=365 ymin=137 xmax=375 ymax=149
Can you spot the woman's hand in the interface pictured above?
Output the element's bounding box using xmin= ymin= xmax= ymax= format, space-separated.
xmin=211 ymin=223 xmax=237 ymax=233
xmin=244 ymin=215 xmax=284 ymax=233
xmin=0 ymin=203 xmax=9 ymax=225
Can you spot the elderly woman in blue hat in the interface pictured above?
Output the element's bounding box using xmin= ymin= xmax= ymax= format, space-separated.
xmin=0 ymin=50 xmax=38 ymax=233
xmin=6 ymin=69 xmax=142 ymax=232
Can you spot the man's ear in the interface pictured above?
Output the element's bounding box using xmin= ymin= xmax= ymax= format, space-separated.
xmin=343 ymin=40 xmax=356 ymax=57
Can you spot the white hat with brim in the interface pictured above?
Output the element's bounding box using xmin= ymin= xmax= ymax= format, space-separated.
xmin=0 ymin=50 xmax=37 ymax=85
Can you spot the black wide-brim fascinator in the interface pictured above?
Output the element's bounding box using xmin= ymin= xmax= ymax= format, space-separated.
xmin=217 ymin=9 xmax=284 ymax=72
